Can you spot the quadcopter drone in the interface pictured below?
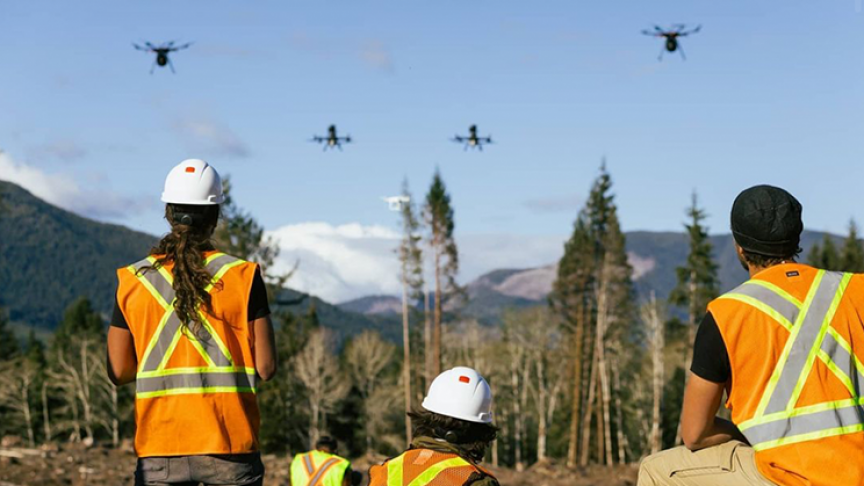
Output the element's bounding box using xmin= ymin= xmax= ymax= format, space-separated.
xmin=642 ymin=25 xmax=701 ymax=61
xmin=133 ymin=41 xmax=193 ymax=74
xmin=452 ymin=125 xmax=492 ymax=151
xmin=310 ymin=125 xmax=352 ymax=151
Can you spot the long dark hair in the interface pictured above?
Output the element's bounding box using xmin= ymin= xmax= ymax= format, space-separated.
xmin=141 ymin=204 xmax=221 ymax=331
xmin=408 ymin=408 xmax=498 ymax=462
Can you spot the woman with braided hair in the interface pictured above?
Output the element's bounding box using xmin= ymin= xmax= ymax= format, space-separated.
xmin=107 ymin=159 xmax=277 ymax=486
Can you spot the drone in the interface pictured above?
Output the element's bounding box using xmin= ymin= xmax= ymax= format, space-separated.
xmin=310 ymin=125 xmax=352 ymax=151
xmin=133 ymin=41 xmax=193 ymax=74
xmin=641 ymin=25 xmax=701 ymax=61
xmin=452 ymin=125 xmax=492 ymax=151
xmin=382 ymin=196 xmax=410 ymax=211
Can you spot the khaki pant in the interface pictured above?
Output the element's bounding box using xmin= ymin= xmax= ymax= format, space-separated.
xmin=638 ymin=441 xmax=776 ymax=486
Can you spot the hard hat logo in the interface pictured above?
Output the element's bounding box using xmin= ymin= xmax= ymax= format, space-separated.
xmin=161 ymin=159 xmax=225 ymax=206
xmin=422 ymin=367 xmax=494 ymax=424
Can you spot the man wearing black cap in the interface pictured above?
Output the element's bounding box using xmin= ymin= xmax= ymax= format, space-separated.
xmin=639 ymin=185 xmax=864 ymax=486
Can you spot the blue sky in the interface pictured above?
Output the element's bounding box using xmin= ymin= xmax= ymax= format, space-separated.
xmin=3 ymin=1 xmax=864 ymax=300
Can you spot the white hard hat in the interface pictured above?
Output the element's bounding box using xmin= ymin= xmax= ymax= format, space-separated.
xmin=422 ymin=367 xmax=493 ymax=424
xmin=161 ymin=159 xmax=224 ymax=205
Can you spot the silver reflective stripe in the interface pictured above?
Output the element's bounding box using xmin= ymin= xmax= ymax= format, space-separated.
xmin=729 ymin=282 xmax=800 ymax=325
xmin=137 ymin=371 xmax=257 ymax=394
xmin=821 ymin=332 xmax=864 ymax=395
xmin=307 ymin=458 xmax=340 ymax=486
xmin=763 ymin=272 xmax=843 ymax=414
xmin=745 ymin=402 xmax=864 ymax=446
xmin=206 ymin=253 xmax=239 ymax=276
xmin=303 ymin=454 xmax=314 ymax=475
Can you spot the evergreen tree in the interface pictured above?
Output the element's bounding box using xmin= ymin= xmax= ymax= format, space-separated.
xmin=669 ymin=193 xmax=719 ymax=444
xmin=841 ymin=220 xmax=864 ymax=272
xmin=52 ymin=297 xmax=103 ymax=352
xmin=809 ymin=235 xmax=841 ymax=271
xmin=423 ymin=169 xmax=460 ymax=379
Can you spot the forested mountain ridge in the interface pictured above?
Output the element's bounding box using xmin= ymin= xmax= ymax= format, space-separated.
xmin=0 ymin=181 xmax=400 ymax=340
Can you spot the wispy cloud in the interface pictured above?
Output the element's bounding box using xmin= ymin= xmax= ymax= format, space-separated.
xmin=358 ymin=40 xmax=394 ymax=73
xmin=523 ymin=193 xmax=583 ymax=214
xmin=174 ymin=117 xmax=250 ymax=158
xmin=0 ymin=150 xmax=154 ymax=219
xmin=30 ymin=139 xmax=88 ymax=162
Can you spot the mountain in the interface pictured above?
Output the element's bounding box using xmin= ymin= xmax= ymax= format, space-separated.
xmin=338 ymin=295 xmax=403 ymax=315
xmin=345 ymin=230 xmax=842 ymax=323
xmin=0 ymin=181 xmax=400 ymax=341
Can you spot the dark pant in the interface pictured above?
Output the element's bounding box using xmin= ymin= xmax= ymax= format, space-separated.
xmin=135 ymin=453 xmax=265 ymax=486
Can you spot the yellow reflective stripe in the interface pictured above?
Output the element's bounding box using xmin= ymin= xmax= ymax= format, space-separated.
xmin=156 ymin=325 xmax=186 ymax=371
xmin=826 ymin=327 xmax=864 ymax=381
xmin=147 ymin=256 xmax=175 ymax=285
xmin=138 ymin=366 xmax=255 ymax=379
xmin=137 ymin=307 xmax=175 ymax=373
xmin=204 ymin=252 xmax=226 ymax=265
xmin=746 ymin=279 xmax=802 ymax=308
xmin=205 ymin=259 xmax=246 ymax=292
xmin=740 ymin=397 xmax=864 ymax=431
xmin=817 ymin=349 xmax=857 ymax=397
xmin=197 ymin=311 xmax=235 ymax=366
xmin=753 ymin=271 xmax=824 ymax=418
xmin=717 ymin=294 xmax=794 ymax=331
xmin=406 ymin=457 xmax=471 ymax=486
xmin=128 ymin=266 xmax=171 ymax=310
xmin=387 ymin=456 xmax=403 ymax=486
xmin=785 ymin=273 xmax=851 ymax=412
xmin=136 ymin=386 xmax=257 ymax=399
xmin=752 ymin=423 xmax=864 ymax=452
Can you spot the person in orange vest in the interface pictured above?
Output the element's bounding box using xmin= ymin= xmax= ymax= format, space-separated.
xmin=369 ymin=367 xmax=498 ymax=486
xmin=106 ymin=159 xmax=278 ymax=486
xmin=290 ymin=437 xmax=356 ymax=486
xmin=638 ymin=185 xmax=864 ymax=486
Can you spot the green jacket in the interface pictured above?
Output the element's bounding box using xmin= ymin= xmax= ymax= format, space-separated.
xmin=407 ymin=436 xmax=499 ymax=486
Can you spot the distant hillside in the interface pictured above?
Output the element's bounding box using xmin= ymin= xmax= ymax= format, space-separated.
xmin=339 ymin=295 xmax=402 ymax=315
xmin=0 ymin=181 xmax=156 ymax=328
xmin=0 ymin=181 xmax=401 ymax=341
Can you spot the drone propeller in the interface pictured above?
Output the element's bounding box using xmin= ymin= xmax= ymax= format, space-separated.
xmin=679 ymin=25 xmax=701 ymax=36
xmin=170 ymin=42 xmax=193 ymax=52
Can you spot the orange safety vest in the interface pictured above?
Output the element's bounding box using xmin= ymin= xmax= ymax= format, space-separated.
xmin=116 ymin=251 xmax=261 ymax=457
xmin=369 ymin=449 xmax=493 ymax=486
xmin=708 ymin=263 xmax=864 ymax=486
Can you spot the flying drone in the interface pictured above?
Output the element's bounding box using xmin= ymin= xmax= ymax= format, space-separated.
xmin=382 ymin=196 xmax=410 ymax=211
xmin=133 ymin=41 xmax=193 ymax=74
xmin=452 ymin=125 xmax=492 ymax=151
xmin=310 ymin=125 xmax=352 ymax=151
xmin=641 ymin=25 xmax=701 ymax=61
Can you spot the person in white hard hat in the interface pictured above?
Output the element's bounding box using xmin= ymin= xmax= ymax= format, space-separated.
xmin=368 ymin=367 xmax=499 ymax=486
xmin=106 ymin=159 xmax=277 ymax=486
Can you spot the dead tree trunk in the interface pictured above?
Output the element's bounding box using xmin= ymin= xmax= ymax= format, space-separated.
xmin=566 ymin=289 xmax=587 ymax=467
xmin=432 ymin=246 xmax=442 ymax=378
xmin=401 ymin=271 xmax=413 ymax=446
xmin=510 ymin=347 xmax=524 ymax=472
xmin=643 ymin=294 xmax=665 ymax=455
xmin=579 ymin=343 xmax=599 ymax=467
xmin=612 ymin=354 xmax=627 ymax=464
xmin=595 ymin=265 xmax=614 ymax=467
xmin=424 ymin=285 xmax=433 ymax=390
xmin=676 ymin=272 xmax=698 ymax=445
xmin=41 ymin=381 xmax=52 ymax=443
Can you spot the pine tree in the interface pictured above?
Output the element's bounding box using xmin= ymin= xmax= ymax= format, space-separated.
xmin=396 ymin=179 xmax=423 ymax=445
xmin=423 ymin=169 xmax=460 ymax=379
xmin=840 ymin=220 xmax=864 ymax=272
xmin=0 ymin=308 xmax=20 ymax=360
xmin=669 ymin=193 xmax=719 ymax=444
xmin=809 ymin=235 xmax=841 ymax=271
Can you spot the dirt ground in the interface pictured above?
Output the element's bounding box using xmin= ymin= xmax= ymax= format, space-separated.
xmin=0 ymin=443 xmax=638 ymax=486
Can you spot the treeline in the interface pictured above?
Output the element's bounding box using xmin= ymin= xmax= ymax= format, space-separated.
xmin=3 ymin=167 xmax=864 ymax=472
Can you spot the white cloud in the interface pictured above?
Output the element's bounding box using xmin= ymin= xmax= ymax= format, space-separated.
xmin=175 ymin=118 xmax=250 ymax=158
xmin=0 ymin=151 xmax=153 ymax=219
xmin=359 ymin=40 xmax=394 ymax=73
xmin=266 ymin=222 xmax=566 ymax=303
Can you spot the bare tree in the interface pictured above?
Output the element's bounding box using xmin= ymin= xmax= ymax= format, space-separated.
xmin=294 ymin=329 xmax=349 ymax=446
xmin=51 ymin=335 xmax=103 ymax=443
xmin=345 ymin=330 xmax=395 ymax=452
xmin=0 ymin=358 xmax=38 ymax=447
xmin=642 ymin=293 xmax=666 ymax=455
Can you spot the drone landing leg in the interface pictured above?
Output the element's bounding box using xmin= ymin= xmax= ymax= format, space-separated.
xmin=150 ymin=61 xmax=157 ymax=74
xmin=657 ymin=45 xmax=666 ymax=62
xmin=678 ymin=45 xmax=687 ymax=61
xmin=168 ymin=58 xmax=176 ymax=74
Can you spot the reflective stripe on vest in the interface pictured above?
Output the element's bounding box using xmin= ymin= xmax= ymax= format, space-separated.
xmin=295 ymin=453 xmax=346 ymax=486
xmin=386 ymin=455 xmax=471 ymax=486
xmin=718 ymin=270 xmax=864 ymax=451
xmin=128 ymin=252 xmax=256 ymax=398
